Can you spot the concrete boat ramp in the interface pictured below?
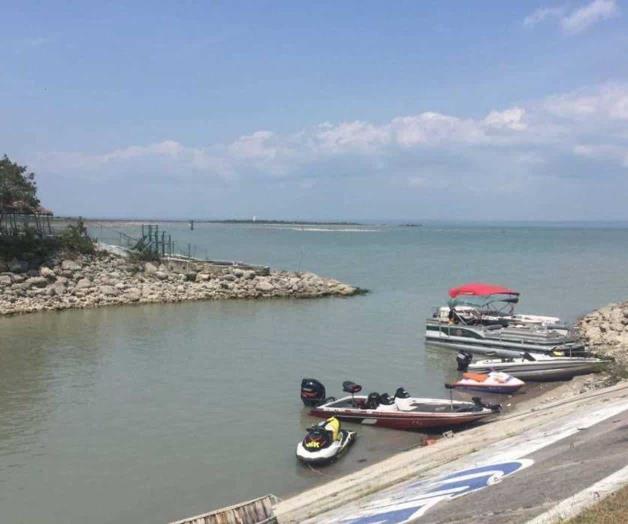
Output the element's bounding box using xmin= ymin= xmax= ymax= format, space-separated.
xmin=172 ymin=382 xmax=628 ymax=524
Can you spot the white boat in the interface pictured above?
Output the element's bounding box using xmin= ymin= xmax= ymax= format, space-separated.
xmin=457 ymin=351 xmax=609 ymax=381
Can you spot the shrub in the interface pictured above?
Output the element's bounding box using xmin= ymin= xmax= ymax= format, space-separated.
xmin=58 ymin=219 xmax=95 ymax=255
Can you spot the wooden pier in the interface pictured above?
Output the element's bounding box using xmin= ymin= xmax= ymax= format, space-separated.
xmin=169 ymin=494 xmax=278 ymax=524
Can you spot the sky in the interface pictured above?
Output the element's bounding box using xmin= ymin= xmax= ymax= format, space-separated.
xmin=2 ymin=0 xmax=628 ymax=221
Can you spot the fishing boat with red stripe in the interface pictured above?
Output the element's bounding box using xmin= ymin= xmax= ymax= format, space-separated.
xmin=300 ymin=379 xmax=499 ymax=431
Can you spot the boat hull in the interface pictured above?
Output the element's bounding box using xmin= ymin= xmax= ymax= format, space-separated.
xmin=309 ymin=396 xmax=495 ymax=430
xmin=451 ymin=383 xmax=523 ymax=394
xmin=425 ymin=322 xmax=586 ymax=358
xmin=296 ymin=430 xmax=356 ymax=465
xmin=468 ymin=360 xmax=607 ymax=381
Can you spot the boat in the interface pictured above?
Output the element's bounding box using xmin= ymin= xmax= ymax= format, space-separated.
xmin=300 ymin=379 xmax=499 ymax=431
xmin=296 ymin=417 xmax=356 ymax=465
xmin=456 ymin=351 xmax=610 ymax=381
xmin=448 ymin=371 xmax=525 ymax=394
xmin=435 ymin=283 xmax=565 ymax=329
xmin=425 ymin=283 xmax=586 ymax=357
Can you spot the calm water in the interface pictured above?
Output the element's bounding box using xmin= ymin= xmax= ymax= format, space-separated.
xmin=2 ymin=224 xmax=628 ymax=523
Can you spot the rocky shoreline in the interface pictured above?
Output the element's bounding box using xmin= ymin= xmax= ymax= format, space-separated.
xmin=0 ymin=249 xmax=362 ymax=316
xmin=577 ymin=301 xmax=628 ymax=370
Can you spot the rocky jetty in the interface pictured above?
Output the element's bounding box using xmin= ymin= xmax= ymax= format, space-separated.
xmin=0 ymin=250 xmax=362 ymax=316
xmin=577 ymin=301 xmax=628 ymax=369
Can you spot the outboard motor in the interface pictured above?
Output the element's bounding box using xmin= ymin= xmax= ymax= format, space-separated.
xmin=379 ymin=393 xmax=395 ymax=405
xmin=394 ymin=387 xmax=410 ymax=399
xmin=471 ymin=396 xmax=502 ymax=413
xmin=301 ymin=378 xmax=326 ymax=407
xmin=456 ymin=351 xmax=473 ymax=371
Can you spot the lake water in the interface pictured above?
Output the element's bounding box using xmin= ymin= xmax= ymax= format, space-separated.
xmin=2 ymin=223 xmax=628 ymax=523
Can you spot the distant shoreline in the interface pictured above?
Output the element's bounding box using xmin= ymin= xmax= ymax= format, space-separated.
xmin=79 ymin=218 xmax=366 ymax=226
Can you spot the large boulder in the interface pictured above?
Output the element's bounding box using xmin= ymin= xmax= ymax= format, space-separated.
xmin=144 ymin=262 xmax=158 ymax=274
xmin=154 ymin=271 xmax=169 ymax=280
xmin=75 ymin=278 xmax=92 ymax=290
xmin=52 ymin=285 xmax=66 ymax=296
xmin=255 ymin=280 xmax=275 ymax=293
xmin=99 ymin=285 xmax=119 ymax=296
xmin=125 ymin=288 xmax=142 ymax=301
xmin=25 ymin=276 xmax=49 ymax=288
xmin=61 ymin=259 xmax=82 ymax=271
xmin=0 ymin=274 xmax=13 ymax=286
xmin=40 ymin=266 xmax=56 ymax=279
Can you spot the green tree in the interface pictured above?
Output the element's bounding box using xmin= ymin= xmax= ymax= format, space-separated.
xmin=0 ymin=155 xmax=40 ymax=212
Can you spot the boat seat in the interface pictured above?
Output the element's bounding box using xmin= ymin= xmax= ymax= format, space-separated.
xmin=462 ymin=372 xmax=489 ymax=382
xmin=375 ymin=403 xmax=398 ymax=412
xmin=395 ymin=398 xmax=416 ymax=412
xmin=342 ymin=381 xmax=362 ymax=394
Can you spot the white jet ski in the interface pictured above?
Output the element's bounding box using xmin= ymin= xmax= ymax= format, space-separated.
xmin=296 ymin=416 xmax=356 ymax=465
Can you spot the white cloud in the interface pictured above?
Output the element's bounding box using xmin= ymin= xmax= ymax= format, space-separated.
xmin=524 ymin=0 xmax=619 ymax=34
xmin=544 ymin=84 xmax=628 ymax=120
xmin=562 ymin=0 xmax=619 ymax=33
xmin=36 ymin=83 xmax=628 ymax=187
xmin=483 ymin=107 xmax=527 ymax=131
xmin=390 ymin=112 xmax=485 ymax=146
xmin=312 ymin=121 xmax=390 ymax=153
xmin=524 ymin=6 xmax=566 ymax=26
xmin=228 ymin=131 xmax=279 ymax=161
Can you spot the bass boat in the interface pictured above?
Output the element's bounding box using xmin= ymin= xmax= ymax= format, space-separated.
xmin=296 ymin=416 xmax=355 ymax=465
xmin=449 ymin=371 xmax=524 ymax=394
xmin=457 ymin=351 xmax=610 ymax=381
xmin=300 ymin=379 xmax=499 ymax=431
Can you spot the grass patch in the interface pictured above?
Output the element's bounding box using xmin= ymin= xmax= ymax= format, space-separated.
xmin=566 ymin=484 xmax=628 ymax=523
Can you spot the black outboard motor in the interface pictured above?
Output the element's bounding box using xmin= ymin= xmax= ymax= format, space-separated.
xmin=301 ymin=378 xmax=326 ymax=407
xmin=456 ymin=351 xmax=473 ymax=371
xmin=394 ymin=387 xmax=410 ymax=399
xmin=379 ymin=393 xmax=395 ymax=405
xmin=472 ymin=396 xmax=502 ymax=413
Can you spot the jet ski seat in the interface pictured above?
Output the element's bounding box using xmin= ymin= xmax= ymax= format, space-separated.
xmin=462 ymin=372 xmax=489 ymax=382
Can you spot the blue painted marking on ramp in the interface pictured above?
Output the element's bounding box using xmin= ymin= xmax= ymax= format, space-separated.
xmin=337 ymin=459 xmax=534 ymax=523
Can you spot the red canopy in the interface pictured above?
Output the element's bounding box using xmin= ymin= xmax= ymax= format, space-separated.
xmin=448 ymin=283 xmax=519 ymax=299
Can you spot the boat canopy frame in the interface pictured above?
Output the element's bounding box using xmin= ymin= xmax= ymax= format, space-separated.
xmin=447 ymin=283 xmax=520 ymax=318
